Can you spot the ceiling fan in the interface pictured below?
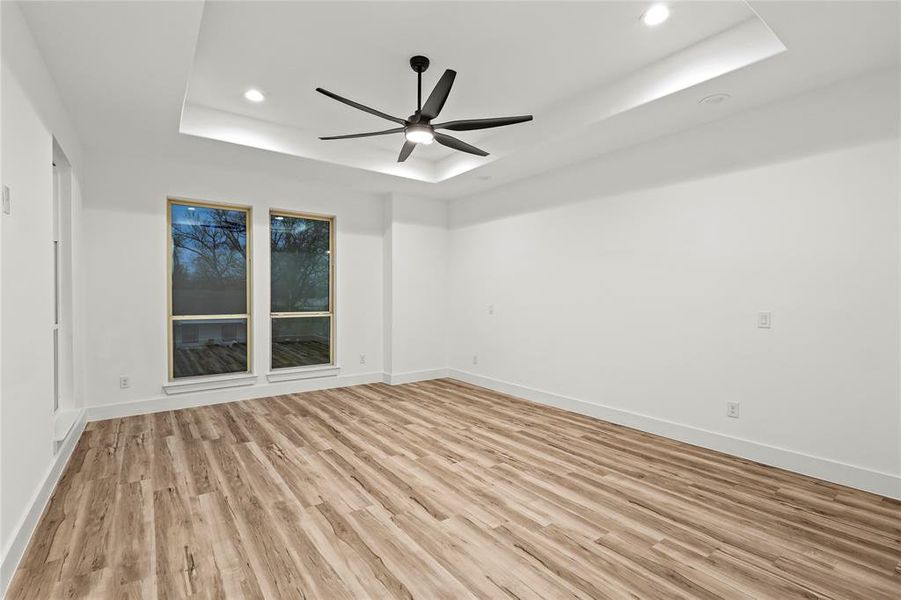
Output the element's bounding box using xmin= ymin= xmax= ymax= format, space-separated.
xmin=316 ymin=55 xmax=533 ymax=162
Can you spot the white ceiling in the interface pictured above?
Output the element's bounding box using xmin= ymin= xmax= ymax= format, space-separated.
xmin=189 ymin=2 xmax=750 ymax=133
xmin=16 ymin=1 xmax=901 ymax=198
xmin=181 ymin=1 xmax=783 ymax=181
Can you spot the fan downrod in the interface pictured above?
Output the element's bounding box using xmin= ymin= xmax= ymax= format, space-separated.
xmin=409 ymin=55 xmax=430 ymax=73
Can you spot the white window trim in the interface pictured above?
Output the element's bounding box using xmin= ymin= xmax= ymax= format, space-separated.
xmin=163 ymin=373 xmax=258 ymax=395
xmin=266 ymin=365 xmax=341 ymax=383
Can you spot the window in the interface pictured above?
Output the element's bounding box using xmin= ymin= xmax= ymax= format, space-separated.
xmin=181 ymin=323 xmax=200 ymax=344
xmin=168 ymin=199 xmax=251 ymax=379
xmin=270 ymin=211 xmax=334 ymax=369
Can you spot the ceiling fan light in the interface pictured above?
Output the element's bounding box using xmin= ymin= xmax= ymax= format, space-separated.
xmin=405 ymin=124 xmax=434 ymax=145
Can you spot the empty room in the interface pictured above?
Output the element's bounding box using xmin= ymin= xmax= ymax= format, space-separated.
xmin=1 ymin=0 xmax=900 ymax=598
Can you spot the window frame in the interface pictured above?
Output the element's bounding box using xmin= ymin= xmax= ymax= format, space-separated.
xmin=269 ymin=209 xmax=336 ymax=370
xmin=166 ymin=197 xmax=253 ymax=381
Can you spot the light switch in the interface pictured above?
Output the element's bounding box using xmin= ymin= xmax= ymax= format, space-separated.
xmin=757 ymin=311 xmax=771 ymax=329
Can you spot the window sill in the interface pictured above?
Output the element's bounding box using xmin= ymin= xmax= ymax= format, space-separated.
xmin=163 ymin=373 xmax=258 ymax=395
xmin=266 ymin=365 xmax=340 ymax=383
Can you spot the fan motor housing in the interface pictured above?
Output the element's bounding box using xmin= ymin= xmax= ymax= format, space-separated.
xmin=409 ymin=55 xmax=430 ymax=73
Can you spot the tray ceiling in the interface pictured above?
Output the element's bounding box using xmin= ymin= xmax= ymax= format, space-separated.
xmin=180 ymin=1 xmax=785 ymax=182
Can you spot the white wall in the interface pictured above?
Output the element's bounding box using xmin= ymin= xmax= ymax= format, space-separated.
xmin=81 ymin=150 xmax=386 ymax=413
xmin=54 ymin=67 xmax=901 ymax=503
xmin=0 ymin=0 xmax=5 ymax=574
xmin=81 ymin=154 xmax=454 ymax=412
xmin=448 ymin=137 xmax=901 ymax=497
xmin=1 ymin=46 xmax=55 ymax=562
xmin=3 ymin=20 xmax=900 ymax=600
xmin=383 ymin=194 xmax=448 ymax=382
xmin=0 ymin=1 xmax=86 ymax=591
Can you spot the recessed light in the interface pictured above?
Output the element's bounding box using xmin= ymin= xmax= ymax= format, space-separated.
xmin=699 ymin=93 xmax=731 ymax=106
xmin=641 ymin=4 xmax=670 ymax=27
xmin=244 ymin=89 xmax=265 ymax=103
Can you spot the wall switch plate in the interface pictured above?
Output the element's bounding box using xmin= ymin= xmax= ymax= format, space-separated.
xmin=757 ymin=311 xmax=772 ymax=328
xmin=119 ymin=376 xmax=131 ymax=389
xmin=359 ymin=354 xmax=366 ymax=365
xmin=2 ymin=185 xmax=10 ymax=215
xmin=726 ymin=401 xmax=740 ymax=418
xmin=472 ymin=355 xmax=479 ymax=365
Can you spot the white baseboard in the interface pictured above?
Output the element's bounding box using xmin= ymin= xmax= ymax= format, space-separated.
xmin=86 ymin=371 xmax=384 ymax=422
xmin=65 ymin=367 xmax=901 ymax=501
xmin=383 ymin=368 xmax=449 ymax=385
xmin=86 ymin=369 xmax=451 ymax=422
xmin=1 ymin=408 xmax=87 ymax=597
xmin=448 ymin=369 xmax=901 ymax=500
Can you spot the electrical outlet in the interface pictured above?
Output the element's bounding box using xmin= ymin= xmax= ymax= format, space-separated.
xmin=488 ymin=304 xmax=494 ymax=315
xmin=472 ymin=355 xmax=479 ymax=365
xmin=359 ymin=354 xmax=366 ymax=365
xmin=757 ymin=311 xmax=772 ymax=329
xmin=119 ymin=376 xmax=131 ymax=389
xmin=726 ymin=401 xmax=740 ymax=418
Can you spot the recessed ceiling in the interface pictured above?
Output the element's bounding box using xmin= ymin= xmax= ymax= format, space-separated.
xmin=179 ymin=1 xmax=784 ymax=182
xmin=16 ymin=1 xmax=899 ymax=198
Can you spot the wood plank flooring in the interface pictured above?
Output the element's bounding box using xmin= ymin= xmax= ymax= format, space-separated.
xmin=7 ymin=379 xmax=901 ymax=599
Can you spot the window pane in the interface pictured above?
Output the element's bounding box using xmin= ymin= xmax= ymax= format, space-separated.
xmin=173 ymin=318 xmax=247 ymax=378
xmin=271 ymin=215 xmax=330 ymax=312
xmin=171 ymin=203 xmax=247 ymax=315
xmin=272 ymin=317 xmax=330 ymax=369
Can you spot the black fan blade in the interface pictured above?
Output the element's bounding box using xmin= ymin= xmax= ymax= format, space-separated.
xmin=433 ymin=115 xmax=532 ymax=131
xmin=316 ymin=88 xmax=406 ymax=125
xmin=434 ymin=132 xmax=488 ymax=157
xmin=420 ymin=69 xmax=457 ymax=120
xmin=398 ymin=140 xmax=416 ymax=162
xmin=320 ymin=127 xmax=404 ymax=140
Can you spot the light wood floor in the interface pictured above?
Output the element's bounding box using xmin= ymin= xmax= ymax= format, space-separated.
xmin=8 ymin=379 xmax=901 ymax=599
